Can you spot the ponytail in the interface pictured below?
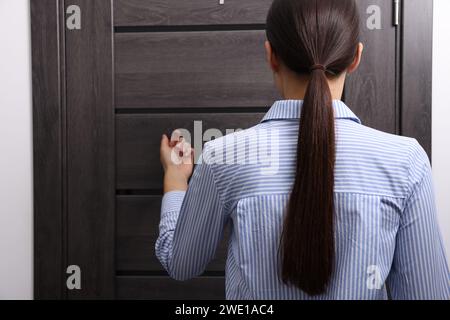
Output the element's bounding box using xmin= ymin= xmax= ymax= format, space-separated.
xmin=280 ymin=65 xmax=336 ymax=295
xmin=266 ymin=0 xmax=360 ymax=296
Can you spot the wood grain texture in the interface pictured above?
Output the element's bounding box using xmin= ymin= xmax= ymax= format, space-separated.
xmin=31 ymin=0 xmax=63 ymax=299
xmin=116 ymin=196 xmax=229 ymax=272
xmin=116 ymin=113 xmax=264 ymax=190
xmin=32 ymin=0 xmax=433 ymax=300
xmin=115 ymin=31 xmax=279 ymax=109
xmin=114 ymin=0 xmax=272 ymax=26
xmin=116 ymin=276 xmax=225 ymax=299
xmin=401 ymin=0 xmax=433 ymax=159
xmin=65 ymin=0 xmax=115 ymax=299
xmin=344 ymin=0 xmax=397 ymax=134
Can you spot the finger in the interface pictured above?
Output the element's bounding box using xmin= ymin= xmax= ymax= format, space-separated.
xmin=182 ymin=144 xmax=194 ymax=164
xmin=172 ymin=142 xmax=182 ymax=159
xmin=176 ymin=142 xmax=192 ymax=165
xmin=170 ymin=130 xmax=183 ymax=147
xmin=160 ymin=134 xmax=170 ymax=152
xmin=173 ymin=141 xmax=185 ymax=157
xmin=173 ymin=141 xmax=192 ymax=162
xmin=179 ymin=140 xmax=193 ymax=156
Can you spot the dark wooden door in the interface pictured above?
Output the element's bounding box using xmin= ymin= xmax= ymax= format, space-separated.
xmin=345 ymin=0 xmax=398 ymax=134
xmin=32 ymin=0 xmax=433 ymax=299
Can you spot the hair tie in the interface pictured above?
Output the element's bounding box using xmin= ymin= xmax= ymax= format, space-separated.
xmin=310 ymin=64 xmax=326 ymax=72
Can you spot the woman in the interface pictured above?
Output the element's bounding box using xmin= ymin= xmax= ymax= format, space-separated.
xmin=156 ymin=0 xmax=449 ymax=299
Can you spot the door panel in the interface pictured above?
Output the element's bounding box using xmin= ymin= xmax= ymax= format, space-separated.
xmin=116 ymin=113 xmax=265 ymax=190
xmin=31 ymin=0 xmax=64 ymax=299
xmin=116 ymin=276 xmax=225 ymax=300
xmin=64 ymin=0 xmax=115 ymax=299
xmin=116 ymin=196 xmax=229 ymax=272
xmin=115 ymin=31 xmax=278 ymax=109
xmin=344 ymin=0 xmax=397 ymax=134
xmin=32 ymin=0 xmax=433 ymax=300
xmin=114 ymin=0 xmax=273 ymax=26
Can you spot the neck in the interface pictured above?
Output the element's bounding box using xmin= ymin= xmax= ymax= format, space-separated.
xmin=279 ymin=70 xmax=346 ymax=101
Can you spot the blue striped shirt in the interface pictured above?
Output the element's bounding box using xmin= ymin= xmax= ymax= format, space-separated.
xmin=156 ymin=100 xmax=450 ymax=300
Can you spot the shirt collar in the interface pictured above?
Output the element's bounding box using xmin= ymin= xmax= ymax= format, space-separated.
xmin=261 ymin=100 xmax=362 ymax=125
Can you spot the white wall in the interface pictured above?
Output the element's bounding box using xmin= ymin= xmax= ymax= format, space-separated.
xmin=0 ymin=0 xmax=33 ymax=299
xmin=433 ymin=0 xmax=450 ymax=262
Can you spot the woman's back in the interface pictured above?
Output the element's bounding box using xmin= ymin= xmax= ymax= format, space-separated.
xmin=168 ymin=99 xmax=446 ymax=299
xmin=156 ymin=0 xmax=450 ymax=300
xmin=157 ymin=99 xmax=449 ymax=299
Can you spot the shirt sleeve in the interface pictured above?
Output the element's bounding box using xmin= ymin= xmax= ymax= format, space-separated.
xmin=387 ymin=140 xmax=450 ymax=300
xmin=155 ymin=143 xmax=228 ymax=281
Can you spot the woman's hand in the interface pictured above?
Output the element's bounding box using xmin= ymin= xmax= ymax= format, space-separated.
xmin=160 ymin=132 xmax=194 ymax=193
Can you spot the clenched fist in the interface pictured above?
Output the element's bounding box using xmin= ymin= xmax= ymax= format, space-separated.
xmin=160 ymin=131 xmax=194 ymax=193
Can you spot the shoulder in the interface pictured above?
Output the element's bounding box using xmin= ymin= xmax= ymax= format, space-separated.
xmin=201 ymin=123 xmax=267 ymax=164
xmin=366 ymin=125 xmax=432 ymax=193
xmin=337 ymin=121 xmax=431 ymax=197
xmin=403 ymin=138 xmax=432 ymax=195
xmin=340 ymin=121 xmax=426 ymax=160
xmin=359 ymin=125 xmax=430 ymax=177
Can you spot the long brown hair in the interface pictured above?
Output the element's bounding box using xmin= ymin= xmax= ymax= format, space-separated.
xmin=266 ymin=0 xmax=360 ymax=295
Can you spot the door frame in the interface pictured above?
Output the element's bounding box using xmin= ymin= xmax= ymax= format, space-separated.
xmin=31 ymin=0 xmax=433 ymax=299
xmin=31 ymin=0 xmax=115 ymax=299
